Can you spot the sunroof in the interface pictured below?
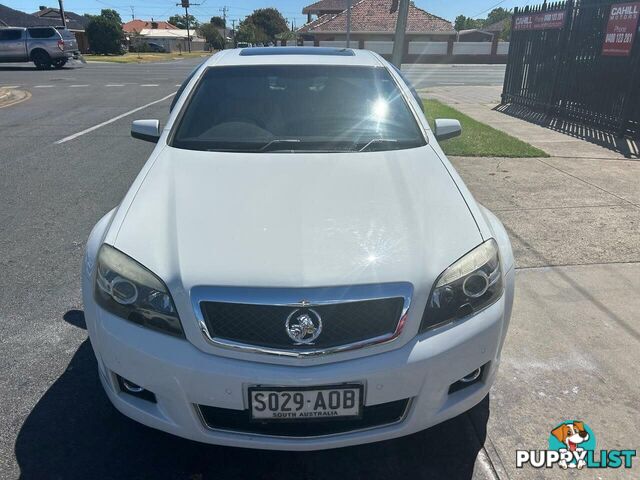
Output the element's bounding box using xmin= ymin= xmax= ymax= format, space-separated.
xmin=239 ymin=47 xmax=355 ymax=56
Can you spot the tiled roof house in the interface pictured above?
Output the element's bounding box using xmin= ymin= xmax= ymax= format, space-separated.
xmin=123 ymin=19 xmax=178 ymax=34
xmin=298 ymin=0 xmax=454 ymax=43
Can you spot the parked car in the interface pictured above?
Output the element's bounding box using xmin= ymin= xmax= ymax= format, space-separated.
xmin=146 ymin=42 xmax=167 ymax=53
xmin=236 ymin=41 xmax=250 ymax=48
xmin=82 ymin=47 xmax=515 ymax=450
xmin=0 ymin=26 xmax=79 ymax=69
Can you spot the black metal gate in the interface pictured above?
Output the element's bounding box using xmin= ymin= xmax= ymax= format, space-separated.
xmin=502 ymin=0 xmax=640 ymax=138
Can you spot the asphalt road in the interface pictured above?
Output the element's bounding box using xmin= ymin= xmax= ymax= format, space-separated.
xmin=0 ymin=59 xmax=505 ymax=479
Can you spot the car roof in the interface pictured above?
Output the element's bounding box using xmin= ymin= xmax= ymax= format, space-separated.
xmin=206 ymin=47 xmax=383 ymax=67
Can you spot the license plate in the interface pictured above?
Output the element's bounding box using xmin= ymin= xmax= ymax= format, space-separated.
xmin=249 ymin=385 xmax=362 ymax=421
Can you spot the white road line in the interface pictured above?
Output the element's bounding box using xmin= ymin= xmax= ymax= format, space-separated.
xmin=105 ymin=84 xmax=125 ymax=87
xmin=140 ymin=84 xmax=159 ymax=87
xmin=54 ymin=92 xmax=176 ymax=145
xmin=69 ymin=84 xmax=89 ymax=88
xmin=175 ymin=84 xmax=182 ymax=87
xmin=34 ymin=85 xmax=54 ymax=88
xmin=0 ymin=85 xmax=21 ymax=89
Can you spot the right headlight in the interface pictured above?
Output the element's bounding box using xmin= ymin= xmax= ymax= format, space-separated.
xmin=420 ymin=239 xmax=503 ymax=332
xmin=94 ymin=244 xmax=184 ymax=337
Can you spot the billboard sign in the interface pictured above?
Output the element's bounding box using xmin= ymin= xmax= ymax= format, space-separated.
xmin=602 ymin=2 xmax=640 ymax=56
xmin=514 ymin=10 xmax=566 ymax=30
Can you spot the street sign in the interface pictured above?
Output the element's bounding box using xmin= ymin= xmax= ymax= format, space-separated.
xmin=602 ymin=2 xmax=640 ymax=56
xmin=513 ymin=10 xmax=566 ymax=30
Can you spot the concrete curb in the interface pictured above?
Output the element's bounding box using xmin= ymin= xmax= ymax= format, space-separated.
xmin=0 ymin=88 xmax=31 ymax=109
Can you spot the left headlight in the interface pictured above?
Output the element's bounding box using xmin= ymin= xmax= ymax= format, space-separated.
xmin=420 ymin=239 xmax=503 ymax=332
xmin=94 ymin=244 xmax=184 ymax=337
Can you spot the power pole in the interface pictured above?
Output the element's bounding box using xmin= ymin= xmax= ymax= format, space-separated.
xmin=231 ymin=18 xmax=236 ymax=45
xmin=130 ymin=5 xmax=135 ymax=21
xmin=57 ymin=0 xmax=67 ymax=28
xmin=176 ymin=0 xmax=200 ymax=53
xmin=390 ymin=0 xmax=409 ymax=67
xmin=346 ymin=0 xmax=352 ymax=47
xmin=219 ymin=6 xmax=228 ymax=27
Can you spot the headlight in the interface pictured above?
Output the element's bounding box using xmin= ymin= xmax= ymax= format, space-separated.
xmin=94 ymin=244 xmax=184 ymax=337
xmin=420 ymin=239 xmax=503 ymax=332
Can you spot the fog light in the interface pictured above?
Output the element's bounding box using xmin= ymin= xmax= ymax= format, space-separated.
xmin=122 ymin=379 xmax=144 ymax=393
xmin=116 ymin=374 xmax=157 ymax=403
xmin=460 ymin=368 xmax=482 ymax=383
xmin=448 ymin=364 xmax=486 ymax=394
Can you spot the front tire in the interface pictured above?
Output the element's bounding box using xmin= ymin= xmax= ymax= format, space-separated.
xmin=52 ymin=58 xmax=67 ymax=69
xmin=32 ymin=50 xmax=51 ymax=70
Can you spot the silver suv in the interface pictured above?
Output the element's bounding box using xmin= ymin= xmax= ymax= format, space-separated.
xmin=0 ymin=27 xmax=79 ymax=69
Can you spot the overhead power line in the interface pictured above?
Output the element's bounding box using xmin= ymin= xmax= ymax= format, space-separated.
xmin=472 ymin=0 xmax=509 ymax=18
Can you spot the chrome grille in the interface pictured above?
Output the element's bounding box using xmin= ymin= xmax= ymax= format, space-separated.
xmin=191 ymin=283 xmax=413 ymax=356
xmin=200 ymin=298 xmax=404 ymax=350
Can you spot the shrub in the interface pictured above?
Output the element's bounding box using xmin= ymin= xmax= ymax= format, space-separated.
xmin=87 ymin=14 xmax=123 ymax=54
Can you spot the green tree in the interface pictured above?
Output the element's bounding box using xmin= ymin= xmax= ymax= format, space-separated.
xmin=100 ymin=8 xmax=122 ymax=24
xmin=235 ymin=21 xmax=262 ymax=44
xmin=454 ymin=15 xmax=483 ymax=31
xmin=199 ymin=23 xmax=225 ymax=49
xmin=240 ymin=8 xmax=288 ymax=42
xmin=210 ymin=16 xmax=226 ymax=28
xmin=484 ymin=8 xmax=511 ymax=27
xmin=87 ymin=9 xmax=123 ymax=55
xmin=168 ymin=13 xmax=200 ymax=30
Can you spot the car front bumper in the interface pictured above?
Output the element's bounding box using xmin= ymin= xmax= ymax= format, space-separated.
xmin=84 ymin=268 xmax=513 ymax=450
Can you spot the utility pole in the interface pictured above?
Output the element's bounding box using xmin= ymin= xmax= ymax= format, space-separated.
xmin=390 ymin=0 xmax=409 ymax=67
xmin=130 ymin=5 xmax=135 ymax=21
xmin=177 ymin=0 xmax=200 ymax=53
xmin=231 ymin=18 xmax=236 ymax=46
xmin=219 ymin=6 xmax=228 ymax=27
xmin=57 ymin=0 xmax=67 ymax=28
xmin=346 ymin=0 xmax=352 ymax=47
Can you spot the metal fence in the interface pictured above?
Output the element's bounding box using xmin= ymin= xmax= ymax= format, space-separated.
xmin=502 ymin=0 xmax=640 ymax=138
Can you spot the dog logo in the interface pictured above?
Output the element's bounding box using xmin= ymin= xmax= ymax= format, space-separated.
xmin=517 ymin=419 xmax=636 ymax=470
xmin=285 ymin=309 xmax=322 ymax=344
xmin=550 ymin=421 xmax=592 ymax=469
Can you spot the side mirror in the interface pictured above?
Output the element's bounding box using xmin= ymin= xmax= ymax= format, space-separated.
xmin=434 ymin=119 xmax=462 ymax=141
xmin=131 ymin=119 xmax=160 ymax=143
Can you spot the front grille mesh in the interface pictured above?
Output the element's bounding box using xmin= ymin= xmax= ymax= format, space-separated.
xmin=200 ymin=298 xmax=404 ymax=350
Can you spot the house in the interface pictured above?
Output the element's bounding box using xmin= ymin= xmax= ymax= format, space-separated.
xmin=0 ymin=4 xmax=52 ymax=27
xmin=32 ymin=6 xmax=90 ymax=52
xmin=302 ymin=0 xmax=348 ymax=23
xmin=298 ymin=0 xmax=455 ymax=49
xmin=297 ymin=0 xmax=508 ymax=63
xmin=122 ymin=19 xmax=177 ymax=34
xmin=456 ymin=28 xmax=494 ymax=42
xmin=131 ymin=28 xmax=206 ymax=53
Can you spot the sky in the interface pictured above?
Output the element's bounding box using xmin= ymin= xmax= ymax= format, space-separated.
xmin=5 ymin=0 xmax=524 ymax=28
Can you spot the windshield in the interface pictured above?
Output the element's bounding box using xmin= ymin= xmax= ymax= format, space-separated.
xmin=171 ymin=65 xmax=426 ymax=153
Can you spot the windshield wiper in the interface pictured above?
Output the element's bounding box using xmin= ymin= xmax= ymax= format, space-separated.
xmin=358 ymin=138 xmax=398 ymax=152
xmin=258 ymin=139 xmax=301 ymax=152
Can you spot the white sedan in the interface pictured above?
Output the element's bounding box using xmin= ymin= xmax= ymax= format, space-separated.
xmin=82 ymin=47 xmax=514 ymax=450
